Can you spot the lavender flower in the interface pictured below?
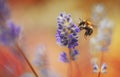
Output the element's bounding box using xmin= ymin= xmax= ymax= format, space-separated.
xmin=59 ymin=49 xmax=79 ymax=62
xmin=0 ymin=0 xmax=10 ymax=21
xmin=71 ymin=49 xmax=79 ymax=60
xmin=41 ymin=69 xmax=61 ymax=77
xmin=90 ymin=4 xmax=113 ymax=76
xmin=90 ymin=18 xmax=114 ymax=52
xmin=93 ymin=63 xmax=107 ymax=74
xmin=33 ymin=45 xmax=47 ymax=67
xmin=96 ymin=18 xmax=113 ymax=51
xmin=33 ymin=45 xmax=61 ymax=77
xmin=59 ymin=51 xmax=69 ymax=63
xmin=0 ymin=21 xmax=21 ymax=45
xmin=93 ymin=63 xmax=99 ymax=73
xmin=48 ymin=71 xmax=61 ymax=77
xmin=56 ymin=12 xmax=81 ymax=63
xmin=0 ymin=0 xmax=20 ymax=46
xmin=56 ymin=12 xmax=80 ymax=48
xmin=92 ymin=4 xmax=105 ymax=14
xmin=91 ymin=4 xmax=106 ymax=26
xmin=101 ymin=63 xmax=107 ymax=73
xmin=40 ymin=69 xmax=48 ymax=77
xmin=33 ymin=45 xmax=50 ymax=77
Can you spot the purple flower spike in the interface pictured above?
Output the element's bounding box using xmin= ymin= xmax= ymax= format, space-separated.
xmin=0 ymin=21 xmax=21 ymax=45
xmin=59 ymin=51 xmax=69 ymax=63
xmin=93 ymin=63 xmax=99 ymax=73
xmin=0 ymin=0 xmax=10 ymax=21
xmin=73 ymin=50 xmax=79 ymax=55
xmin=7 ymin=22 xmax=21 ymax=39
xmin=57 ymin=12 xmax=80 ymax=62
xmin=56 ymin=12 xmax=80 ymax=48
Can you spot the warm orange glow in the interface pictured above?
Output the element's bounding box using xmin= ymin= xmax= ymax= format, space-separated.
xmin=0 ymin=0 xmax=119 ymax=77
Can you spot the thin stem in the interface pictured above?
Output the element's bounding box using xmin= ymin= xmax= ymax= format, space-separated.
xmin=97 ymin=52 xmax=104 ymax=77
xmin=15 ymin=43 xmax=39 ymax=77
xmin=74 ymin=61 xmax=81 ymax=77
xmin=98 ymin=72 xmax=101 ymax=77
xmin=68 ymin=48 xmax=72 ymax=77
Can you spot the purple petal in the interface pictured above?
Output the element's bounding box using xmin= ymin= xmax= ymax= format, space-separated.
xmin=59 ymin=52 xmax=68 ymax=63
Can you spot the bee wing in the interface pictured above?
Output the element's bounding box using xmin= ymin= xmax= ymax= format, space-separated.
xmin=85 ymin=18 xmax=97 ymax=28
xmin=101 ymin=63 xmax=107 ymax=73
xmin=79 ymin=18 xmax=82 ymax=21
xmin=92 ymin=24 xmax=97 ymax=28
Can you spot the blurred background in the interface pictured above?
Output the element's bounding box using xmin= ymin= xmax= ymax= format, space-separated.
xmin=0 ymin=0 xmax=120 ymax=77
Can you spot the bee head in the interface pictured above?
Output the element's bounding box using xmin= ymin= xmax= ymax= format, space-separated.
xmin=78 ymin=19 xmax=86 ymax=29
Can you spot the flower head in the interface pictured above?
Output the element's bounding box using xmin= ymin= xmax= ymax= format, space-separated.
xmin=71 ymin=49 xmax=79 ymax=60
xmin=0 ymin=0 xmax=10 ymax=21
xmin=33 ymin=45 xmax=47 ymax=67
xmin=56 ymin=12 xmax=80 ymax=48
xmin=90 ymin=18 xmax=114 ymax=52
xmin=93 ymin=63 xmax=99 ymax=73
xmin=92 ymin=62 xmax=107 ymax=73
xmin=101 ymin=63 xmax=107 ymax=73
xmin=59 ymin=51 xmax=69 ymax=63
xmin=91 ymin=4 xmax=106 ymax=26
xmin=93 ymin=4 xmax=105 ymax=14
xmin=96 ymin=18 xmax=113 ymax=51
xmin=0 ymin=21 xmax=21 ymax=45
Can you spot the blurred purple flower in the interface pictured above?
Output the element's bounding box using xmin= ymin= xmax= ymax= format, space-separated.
xmin=40 ymin=69 xmax=48 ymax=77
xmin=0 ymin=0 xmax=20 ymax=45
xmin=90 ymin=4 xmax=113 ymax=75
xmin=71 ymin=49 xmax=79 ymax=60
xmin=33 ymin=45 xmax=47 ymax=67
xmin=0 ymin=21 xmax=21 ymax=45
xmin=33 ymin=45 xmax=61 ymax=77
xmin=91 ymin=4 xmax=106 ymax=25
xmin=93 ymin=63 xmax=99 ymax=73
xmin=40 ymin=69 xmax=61 ymax=77
xmin=90 ymin=18 xmax=114 ymax=52
xmin=92 ymin=63 xmax=107 ymax=73
xmin=56 ymin=12 xmax=80 ymax=48
xmin=0 ymin=0 xmax=10 ymax=21
xmin=59 ymin=51 xmax=69 ymax=63
xmin=101 ymin=63 xmax=107 ymax=73
xmin=92 ymin=4 xmax=105 ymax=15
xmin=97 ymin=18 xmax=113 ymax=51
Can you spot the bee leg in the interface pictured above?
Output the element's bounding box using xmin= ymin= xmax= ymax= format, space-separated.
xmin=79 ymin=22 xmax=85 ymax=26
xmin=89 ymin=29 xmax=93 ymax=35
xmin=84 ymin=35 xmax=87 ymax=40
xmin=80 ymin=27 xmax=84 ymax=30
xmin=84 ymin=30 xmax=89 ymax=39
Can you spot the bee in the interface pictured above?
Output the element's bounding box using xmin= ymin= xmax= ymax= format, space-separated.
xmin=78 ymin=18 xmax=94 ymax=38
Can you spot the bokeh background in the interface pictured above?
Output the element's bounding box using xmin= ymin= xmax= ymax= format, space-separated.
xmin=1 ymin=0 xmax=120 ymax=77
